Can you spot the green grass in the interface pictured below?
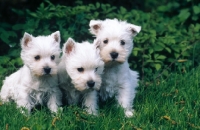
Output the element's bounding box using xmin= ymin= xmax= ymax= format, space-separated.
xmin=0 ymin=66 xmax=200 ymax=130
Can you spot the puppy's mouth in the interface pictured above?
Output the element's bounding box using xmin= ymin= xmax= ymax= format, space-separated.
xmin=43 ymin=73 xmax=52 ymax=76
xmin=104 ymin=59 xmax=124 ymax=66
xmin=75 ymin=87 xmax=93 ymax=92
xmin=34 ymin=73 xmax=52 ymax=77
xmin=87 ymin=87 xmax=99 ymax=92
xmin=86 ymin=88 xmax=95 ymax=92
xmin=112 ymin=59 xmax=124 ymax=63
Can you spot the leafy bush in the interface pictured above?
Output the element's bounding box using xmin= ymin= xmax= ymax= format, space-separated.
xmin=0 ymin=0 xmax=199 ymax=80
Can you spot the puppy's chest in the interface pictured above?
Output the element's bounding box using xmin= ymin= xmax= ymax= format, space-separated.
xmin=29 ymin=90 xmax=50 ymax=105
xmin=102 ymin=68 xmax=119 ymax=93
xmin=30 ymin=78 xmax=56 ymax=90
xmin=29 ymin=81 xmax=55 ymax=104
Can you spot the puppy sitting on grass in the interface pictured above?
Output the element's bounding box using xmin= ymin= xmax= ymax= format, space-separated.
xmin=58 ymin=38 xmax=104 ymax=115
xmin=0 ymin=31 xmax=62 ymax=115
xmin=89 ymin=18 xmax=141 ymax=117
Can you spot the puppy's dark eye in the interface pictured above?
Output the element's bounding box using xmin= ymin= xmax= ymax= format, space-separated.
xmin=120 ymin=40 xmax=125 ymax=45
xmin=35 ymin=55 xmax=40 ymax=60
xmin=77 ymin=67 xmax=84 ymax=72
xmin=51 ymin=55 xmax=55 ymax=60
xmin=95 ymin=67 xmax=98 ymax=72
xmin=103 ymin=39 xmax=108 ymax=44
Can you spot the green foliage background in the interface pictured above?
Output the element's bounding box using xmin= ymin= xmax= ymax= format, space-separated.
xmin=0 ymin=0 xmax=200 ymax=80
xmin=0 ymin=1 xmax=200 ymax=129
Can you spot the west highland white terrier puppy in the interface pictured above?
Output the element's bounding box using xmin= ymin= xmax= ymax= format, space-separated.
xmin=89 ymin=18 xmax=141 ymax=117
xmin=0 ymin=31 xmax=62 ymax=115
xmin=58 ymin=38 xmax=104 ymax=115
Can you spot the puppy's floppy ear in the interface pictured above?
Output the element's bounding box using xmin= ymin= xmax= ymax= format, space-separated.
xmin=21 ymin=32 xmax=33 ymax=48
xmin=128 ymin=24 xmax=141 ymax=37
xmin=93 ymin=39 xmax=101 ymax=54
xmin=51 ymin=31 xmax=61 ymax=43
xmin=63 ymin=37 xmax=76 ymax=55
xmin=89 ymin=20 xmax=102 ymax=35
xmin=93 ymin=39 xmax=101 ymax=49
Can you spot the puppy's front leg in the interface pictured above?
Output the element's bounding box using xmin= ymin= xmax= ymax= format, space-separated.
xmin=83 ymin=90 xmax=98 ymax=115
xmin=116 ymin=83 xmax=136 ymax=117
xmin=47 ymin=89 xmax=62 ymax=114
xmin=16 ymin=95 xmax=33 ymax=115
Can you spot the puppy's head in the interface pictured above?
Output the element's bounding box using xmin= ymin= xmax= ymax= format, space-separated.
xmin=62 ymin=38 xmax=104 ymax=91
xmin=20 ymin=31 xmax=61 ymax=77
xmin=89 ymin=19 xmax=141 ymax=65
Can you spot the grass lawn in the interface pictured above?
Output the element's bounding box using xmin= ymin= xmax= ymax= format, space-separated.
xmin=0 ymin=66 xmax=200 ymax=130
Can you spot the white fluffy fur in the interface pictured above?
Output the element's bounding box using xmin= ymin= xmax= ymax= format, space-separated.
xmin=0 ymin=31 xmax=62 ymax=115
xmin=89 ymin=18 xmax=141 ymax=117
xmin=58 ymin=38 xmax=104 ymax=115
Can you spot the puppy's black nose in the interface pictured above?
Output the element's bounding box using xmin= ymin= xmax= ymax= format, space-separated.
xmin=43 ymin=67 xmax=51 ymax=74
xmin=87 ymin=80 xmax=95 ymax=88
xmin=110 ymin=52 xmax=118 ymax=59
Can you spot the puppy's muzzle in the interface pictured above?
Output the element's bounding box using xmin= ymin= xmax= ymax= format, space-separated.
xmin=87 ymin=80 xmax=95 ymax=88
xmin=110 ymin=52 xmax=118 ymax=59
xmin=43 ymin=67 xmax=51 ymax=74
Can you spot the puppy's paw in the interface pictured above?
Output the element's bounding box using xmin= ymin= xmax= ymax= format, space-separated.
xmin=51 ymin=107 xmax=63 ymax=117
xmin=125 ymin=109 xmax=134 ymax=118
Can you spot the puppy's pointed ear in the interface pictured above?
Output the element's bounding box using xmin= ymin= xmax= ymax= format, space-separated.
xmin=89 ymin=20 xmax=102 ymax=35
xmin=63 ymin=38 xmax=76 ymax=55
xmin=51 ymin=31 xmax=61 ymax=43
xmin=128 ymin=24 xmax=141 ymax=37
xmin=21 ymin=32 xmax=32 ymax=48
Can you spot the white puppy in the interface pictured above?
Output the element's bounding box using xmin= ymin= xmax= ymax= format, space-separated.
xmin=58 ymin=38 xmax=104 ymax=115
xmin=0 ymin=31 xmax=62 ymax=115
xmin=89 ymin=18 xmax=141 ymax=117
